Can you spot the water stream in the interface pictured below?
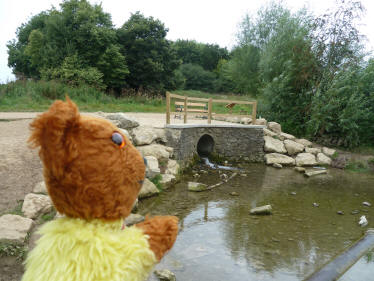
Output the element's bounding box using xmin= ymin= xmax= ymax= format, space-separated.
xmin=140 ymin=164 xmax=374 ymax=281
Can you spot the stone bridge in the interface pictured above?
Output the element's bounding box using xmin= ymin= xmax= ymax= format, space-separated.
xmin=165 ymin=124 xmax=265 ymax=165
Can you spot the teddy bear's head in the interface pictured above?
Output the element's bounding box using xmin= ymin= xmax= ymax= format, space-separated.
xmin=29 ymin=98 xmax=145 ymax=220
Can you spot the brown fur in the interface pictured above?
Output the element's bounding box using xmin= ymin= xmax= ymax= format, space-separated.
xmin=29 ymin=98 xmax=178 ymax=259
xmin=135 ymin=216 xmax=179 ymax=260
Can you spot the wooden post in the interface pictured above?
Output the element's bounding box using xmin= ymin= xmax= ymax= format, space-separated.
xmin=183 ymin=96 xmax=187 ymax=124
xmin=252 ymin=101 xmax=257 ymax=124
xmin=166 ymin=92 xmax=170 ymax=124
xmin=208 ymin=98 xmax=212 ymax=124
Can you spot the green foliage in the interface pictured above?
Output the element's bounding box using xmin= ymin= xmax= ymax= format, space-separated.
xmin=150 ymin=174 xmax=163 ymax=191
xmin=117 ymin=12 xmax=180 ymax=94
xmin=345 ymin=160 xmax=369 ymax=173
xmin=178 ymin=63 xmax=216 ymax=92
xmin=0 ymin=242 xmax=28 ymax=260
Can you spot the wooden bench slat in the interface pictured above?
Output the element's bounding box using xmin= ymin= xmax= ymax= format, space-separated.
xmin=175 ymin=101 xmax=207 ymax=107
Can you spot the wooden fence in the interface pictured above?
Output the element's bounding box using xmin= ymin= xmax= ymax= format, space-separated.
xmin=166 ymin=92 xmax=257 ymax=124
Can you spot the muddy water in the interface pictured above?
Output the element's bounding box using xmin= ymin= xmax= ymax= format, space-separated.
xmin=140 ymin=164 xmax=374 ymax=281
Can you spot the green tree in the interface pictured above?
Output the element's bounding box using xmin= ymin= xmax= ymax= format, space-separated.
xmin=178 ymin=63 xmax=216 ymax=92
xmin=117 ymin=12 xmax=180 ymax=93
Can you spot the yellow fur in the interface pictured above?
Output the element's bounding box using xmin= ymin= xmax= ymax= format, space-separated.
xmin=22 ymin=217 xmax=157 ymax=281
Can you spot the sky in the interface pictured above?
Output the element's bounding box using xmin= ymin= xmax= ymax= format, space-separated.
xmin=1 ymin=0 xmax=374 ymax=83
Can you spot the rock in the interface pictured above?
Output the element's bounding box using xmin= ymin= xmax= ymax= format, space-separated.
xmin=359 ymin=215 xmax=368 ymax=227
xmin=188 ymin=182 xmax=208 ymax=192
xmin=145 ymin=156 xmax=160 ymax=178
xmin=264 ymin=136 xmax=287 ymax=154
xmin=305 ymin=147 xmax=321 ymax=155
xmin=295 ymin=139 xmax=313 ymax=147
xmin=137 ymin=144 xmax=172 ymax=160
xmin=230 ymin=192 xmax=239 ymax=196
xmin=255 ymin=118 xmax=267 ymax=126
xmin=193 ymin=173 xmax=200 ymax=178
xmin=154 ymin=269 xmax=176 ymax=281
xmin=279 ymin=132 xmax=296 ymax=141
xmin=54 ymin=212 xmax=64 ymax=219
xmin=165 ymin=159 xmax=179 ymax=176
xmin=290 ymin=192 xmax=297 ymax=195
xmin=106 ymin=113 xmax=139 ymax=129
xmin=33 ymin=181 xmax=47 ymax=194
xmin=304 ymin=169 xmax=327 ymax=177
xmin=337 ymin=211 xmax=344 ymax=215
xmin=363 ymin=202 xmax=371 ymax=207
xmin=313 ymin=203 xmax=319 ymax=207
xmin=317 ymin=153 xmax=332 ymax=166
xmin=351 ymin=210 xmax=360 ymax=215
xmin=22 ymin=193 xmax=53 ymax=219
xmin=295 ymin=153 xmax=317 ymax=166
xmin=0 ymin=214 xmax=34 ymax=243
xmin=284 ymin=140 xmax=305 ymax=156
xmin=273 ymin=163 xmax=282 ymax=168
xmin=132 ymin=126 xmax=167 ymax=146
xmin=265 ymin=153 xmax=295 ymax=166
xmin=332 ymin=154 xmax=350 ymax=169
xmin=263 ymin=128 xmax=277 ymax=137
xmin=119 ymin=128 xmax=132 ymax=142
xmin=294 ymin=167 xmax=306 ymax=173
xmin=250 ymin=205 xmax=272 ymax=215
xmin=322 ymin=147 xmax=336 ymax=157
xmin=241 ymin=117 xmax=252 ymax=125
xmin=124 ymin=214 xmax=144 ymax=226
xmin=160 ymin=174 xmax=176 ymax=188
xmin=268 ymin=122 xmax=281 ymax=134
xmin=138 ymin=179 xmax=160 ymax=199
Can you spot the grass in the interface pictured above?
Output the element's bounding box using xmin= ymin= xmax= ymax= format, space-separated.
xmin=345 ymin=161 xmax=370 ymax=173
xmin=0 ymin=242 xmax=28 ymax=260
xmin=0 ymin=80 xmax=255 ymax=115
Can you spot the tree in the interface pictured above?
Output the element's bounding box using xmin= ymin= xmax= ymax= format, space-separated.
xmin=117 ymin=12 xmax=180 ymax=93
xmin=7 ymin=0 xmax=128 ymax=89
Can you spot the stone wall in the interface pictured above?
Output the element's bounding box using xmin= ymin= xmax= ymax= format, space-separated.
xmin=165 ymin=124 xmax=265 ymax=166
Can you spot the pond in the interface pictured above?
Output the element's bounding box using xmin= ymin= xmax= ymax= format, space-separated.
xmin=139 ymin=164 xmax=374 ymax=281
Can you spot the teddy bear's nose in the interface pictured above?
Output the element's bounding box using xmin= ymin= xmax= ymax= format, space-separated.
xmin=143 ymin=157 xmax=147 ymax=167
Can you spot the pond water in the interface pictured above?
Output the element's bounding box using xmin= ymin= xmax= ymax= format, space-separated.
xmin=140 ymin=164 xmax=374 ymax=281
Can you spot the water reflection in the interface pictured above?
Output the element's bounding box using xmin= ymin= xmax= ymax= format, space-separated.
xmin=141 ymin=165 xmax=374 ymax=281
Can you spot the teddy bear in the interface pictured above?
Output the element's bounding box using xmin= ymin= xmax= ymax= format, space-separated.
xmin=22 ymin=98 xmax=178 ymax=281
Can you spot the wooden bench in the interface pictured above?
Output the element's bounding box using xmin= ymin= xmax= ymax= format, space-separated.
xmin=174 ymin=101 xmax=208 ymax=119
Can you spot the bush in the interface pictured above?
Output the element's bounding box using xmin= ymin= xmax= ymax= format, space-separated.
xmin=178 ymin=64 xmax=216 ymax=92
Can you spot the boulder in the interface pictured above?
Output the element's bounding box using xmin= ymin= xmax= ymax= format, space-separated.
xmin=154 ymin=269 xmax=176 ymax=281
xmin=265 ymin=153 xmax=295 ymax=166
xmin=145 ymin=156 xmax=160 ymax=178
xmin=294 ymin=167 xmax=306 ymax=173
xmin=160 ymin=174 xmax=176 ymax=188
xmin=263 ymin=128 xmax=277 ymax=137
xmin=295 ymin=153 xmax=317 ymax=167
xmin=0 ymin=214 xmax=34 ymax=243
xmin=305 ymin=169 xmax=327 ymax=177
xmin=273 ymin=163 xmax=282 ymax=168
xmin=295 ymin=139 xmax=313 ymax=147
xmin=119 ymin=128 xmax=132 ymax=142
xmin=137 ymin=144 xmax=172 ymax=160
xmin=264 ymin=136 xmax=286 ymax=154
xmin=106 ymin=113 xmax=139 ymax=129
xmin=250 ymin=205 xmax=272 ymax=215
xmin=255 ymin=118 xmax=267 ymax=126
xmin=279 ymin=132 xmax=296 ymax=141
xmin=188 ymin=182 xmax=208 ymax=192
xmin=305 ymin=147 xmax=321 ymax=155
xmin=165 ymin=159 xmax=179 ymax=176
xmin=22 ymin=193 xmax=53 ymax=219
xmin=132 ymin=126 xmax=167 ymax=146
xmin=138 ymin=179 xmax=160 ymax=199
xmin=268 ymin=122 xmax=281 ymax=134
xmin=284 ymin=140 xmax=305 ymax=156
xmin=322 ymin=147 xmax=336 ymax=157
xmin=317 ymin=153 xmax=332 ymax=166
xmin=124 ymin=214 xmax=144 ymax=226
xmin=32 ymin=181 xmax=47 ymax=194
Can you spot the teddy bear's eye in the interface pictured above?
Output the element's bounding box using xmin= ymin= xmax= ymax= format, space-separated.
xmin=112 ymin=132 xmax=125 ymax=148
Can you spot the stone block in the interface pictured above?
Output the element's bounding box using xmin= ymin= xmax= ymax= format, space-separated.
xmin=0 ymin=214 xmax=34 ymax=243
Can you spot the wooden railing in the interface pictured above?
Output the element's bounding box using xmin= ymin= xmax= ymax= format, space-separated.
xmin=166 ymin=92 xmax=257 ymax=124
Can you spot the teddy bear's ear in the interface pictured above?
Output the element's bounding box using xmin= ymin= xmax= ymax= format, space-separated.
xmin=29 ymin=97 xmax=80 ymax=149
